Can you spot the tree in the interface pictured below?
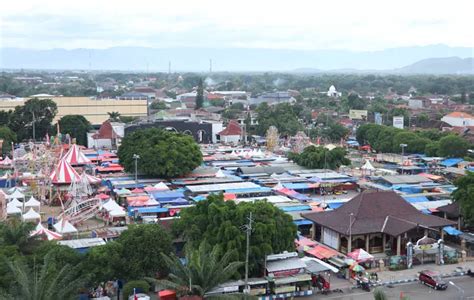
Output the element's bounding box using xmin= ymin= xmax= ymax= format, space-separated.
xmin=107 ymin=111 xmax=121 ymax=121
xmin=373 ymin=287 xmax=388 ymax=300
xmin=0 ymin=126 xmax=16 ymax=154
xmin=343 ymin=93 xmax=367 ymax=110
xmin=8 ymin=98 xmax=57 ymax=141
xmin=153 ymin=243 xmax=243 ymax=298
xmin=0 ymin=220 xmax=34 ymax=253
xmin=83 ymin=242 xmax=125 ymax=285
xmin=150 ymin=101 xmax=167 ymax=110
xmin=452 ymin=171 xmax=474 ymax=226
xmin=58 ymin=115 xmax=92 ymax=146
xmin=392 ymin=131 xmax=430 ymax=154
xmin=438 ymin=134 xmax=469 ymax=158
xmin=255 ymin=102 xmax=303 ymax=136
xmin=115 ymin=224 xmax=173 ymax=279
xmin=174 ymin=194 xmax=296 ymax=277
xmin=425 ymin=141 xmax=440 ymax=157
xmin=288 ymin=146 xmax=351 ymax=169
xmin=123 ymin=280 xmax=150 ymax=298
xmin=1 ymin=251 xmax=84 ymax=300
xmin=118 ymin=128 xmax=202 ymax=178
xmin=195 ymin=78 xmax=204 ymax=109
xmin=0 ymin=111 xmax=12 ymax=127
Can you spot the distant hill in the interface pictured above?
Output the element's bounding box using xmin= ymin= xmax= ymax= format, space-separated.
xmin=0 ymin=44 xmax=473 ymax=73
xmin=395 ymin=57 xmax=474 ymax=74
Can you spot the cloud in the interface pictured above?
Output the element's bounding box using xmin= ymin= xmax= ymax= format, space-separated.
xmin=1 ymin=0 xmax=473 ymax=50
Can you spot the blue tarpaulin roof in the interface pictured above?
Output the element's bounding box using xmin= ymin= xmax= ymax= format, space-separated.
xmin=421 ymin=209 xmax=431 ymax=215
xmin=403 ymin=196 xmax=429 ymax=203
xmin=129 ymin=206 xmax=169 ymax=215
xmin=150 ymin=191 xmax=185 ymax=201
xmin=443 ymin=226 xmax=462 ymax=236
xmin=440 ymin=158 xmax=464 ymax=167
xmin=279 ymin=205 xmax=311 ymax=212
xmin=283 ymin=183 xmax=314 ymax=190
xmin=225 ymin=187 xmax=272 ymax=194
xmin=293 ymin=219 xmax=313 ymax=226
xmin=328 ymin=203 xmax=344 ymax=209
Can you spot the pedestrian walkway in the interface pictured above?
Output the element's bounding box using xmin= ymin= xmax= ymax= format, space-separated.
xmin=376 ymin=260 xmax=474 ymax=283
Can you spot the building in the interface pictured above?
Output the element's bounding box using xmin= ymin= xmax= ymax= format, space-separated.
xmin=217 ymin=120 xmax=242 ymax=144
xmin=249 ymin=92 xmax=296 ymax=106
xmin=408 ymin=97 xmax=430 ymax=109
xmin=0 ymin=92 xmax=16 ymax=100
xmin=87 ymin=120 xmax=124 ymax=149
xmin=303 ymin=191 xmax=455 ymax=255
xmin=327 ymin=85 xmax=342 ymax=97
xmin=441 ymin=112 xmax=474 ymax=127
xmin=0 ymin=97 xmax=148 ymax=125
xmin=125 ymin=120 xmax=223 ymax=144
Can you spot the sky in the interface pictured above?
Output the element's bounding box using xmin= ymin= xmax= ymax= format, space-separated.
xmin=1 ymin=0 xmax=473 ymax=51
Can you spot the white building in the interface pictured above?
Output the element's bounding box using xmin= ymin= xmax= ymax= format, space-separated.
xmin=441 ymin=112 xmax=474 ymax=127
xmin=327 ymin=85 xmax=342 ymax=97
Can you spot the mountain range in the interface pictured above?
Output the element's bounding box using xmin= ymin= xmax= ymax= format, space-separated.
xmin=0 ymin=44 xmax=473 ymax=74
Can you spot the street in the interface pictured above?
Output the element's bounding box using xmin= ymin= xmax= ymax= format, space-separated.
xmin=311 ymin=277 xmax=474 ymax=300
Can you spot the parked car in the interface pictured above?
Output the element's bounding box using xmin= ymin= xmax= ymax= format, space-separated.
xmin=419 ymin=270 xmax=448 ymax=290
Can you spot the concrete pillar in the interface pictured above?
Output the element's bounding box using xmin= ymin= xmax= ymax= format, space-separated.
xmin=348 ymin=235 xmax=352 ymax=253
xmin=440 ymin=229 xmax=445 ymax=240
xmin=461 ymin=250 xmax=467 ymax=262
xmin=382 ymin=234 xmax=387 ymax=252
xmin=365 ymin=234 xmax=370 ymax=252
xmin=311 ymin=223 xmax=316 ymax=240
xmin=458 ymin=218 xmax=461 ymax=230
xmin=396 ymin=235 xmax=401 ymax=256
xmin=424 ymin=229 xmax=428 ymax=237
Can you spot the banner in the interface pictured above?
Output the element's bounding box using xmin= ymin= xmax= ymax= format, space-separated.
xmin=374 ymin=112 xmax=382 ymax=125
xmin=393 ymin=116 xmax=404 ymax=129
xmin=349 ymin=110 xmax=368 ymax=120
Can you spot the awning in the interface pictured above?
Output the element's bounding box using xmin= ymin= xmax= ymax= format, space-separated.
xmin=293 ymin=219 xmax=313 ymax=226
xmin=443 ymin=226 xmax=462 ymax=236
xmin=132 ymin=206 xmax=169 ymax=214
xmin=305 ymin=245 xmax=338 ymax=259
xmin=327 ymin=203 xmax=344 ymax=210
xmin=403 ymin=196 xmax=429 ymax=203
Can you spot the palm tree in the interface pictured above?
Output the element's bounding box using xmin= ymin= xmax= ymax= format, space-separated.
xmin=107 ymin=111 xmax=121 ymax=122
xmin=1 ymin=252 xmax=84 ymax=300
xmin=151 ymin=243 xmax=245 ymax=299
xmin=0 ymin=219 xmax=34 ymax=252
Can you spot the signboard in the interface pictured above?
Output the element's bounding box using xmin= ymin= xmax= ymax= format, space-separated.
xmin=374 ymin=113 xmax=382 ymax=125
xmin=349 ymin=110 xmax=368 ymax=120
xmin=393 ymin=116 xmax=404 ymax=129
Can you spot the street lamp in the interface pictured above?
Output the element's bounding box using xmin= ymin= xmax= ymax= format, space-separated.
xmin=132 ymin=154 xmax=140 ymax=184
xmin=400 ymin=144 xmax=407 ymax=174
xmin=348 ymin=212 xmax=354 ymax=253
xmin=449 ymin=281 xmax=464 ymax=300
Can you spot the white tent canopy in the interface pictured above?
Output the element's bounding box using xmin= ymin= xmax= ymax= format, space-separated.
xmin=361 ymin=160 xmax=375 ymax=171
xmin=53 ymin=219 xmax=78 ymax=234
xmin=7 ymin=189 xmax=25 ymax=199
xmin=22 ymin=208 xmax=41 ymax=221
xmin=8 ymin=198 xmax=23 ymax=207
xmin=215 ymin=169 xmax=226 ymax=178
xmin=109 ymin=208 xmax=126 ymax=217
xmin=7 ymin=203 xmax=22 ymax=215
xmin=153 ymin=182 xmax=169 ymax=191
xmin=102 ymin=199 xmax=122 ymax=212
xmin=30 ymin=223 xmax=62 ymax=240
xmin=25 ymin=196 xmax=41 ymax=208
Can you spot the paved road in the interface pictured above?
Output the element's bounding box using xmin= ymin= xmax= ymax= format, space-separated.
xmin=311 ymin=277 xmax=474 ymax=300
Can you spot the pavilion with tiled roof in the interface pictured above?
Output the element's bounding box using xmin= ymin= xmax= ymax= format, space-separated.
xmin=303 ymin=191 xmax=455 ymax=255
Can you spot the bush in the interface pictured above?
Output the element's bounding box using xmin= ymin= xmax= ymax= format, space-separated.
xmin=373 ymin=287 xmax=388 ymax=300
xmin=123 ymin=280 xmax=150 ymax=298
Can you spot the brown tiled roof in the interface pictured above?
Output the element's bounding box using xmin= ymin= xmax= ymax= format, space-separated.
xmin=92 ymin=120 xmax=120 ymax=139
xmin=437 ymin=202 xmax=461 ymax=218
xmin=303 ymin=191 xmax=455 ymax=236
xmin=218 ymin=120 xmax=242 ymax=136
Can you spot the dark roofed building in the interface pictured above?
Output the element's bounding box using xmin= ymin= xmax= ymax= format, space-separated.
xmin=236 ymin=166 xmax=286 ymax=177
xmin=303 ymin=191 xmax=455 ymax=255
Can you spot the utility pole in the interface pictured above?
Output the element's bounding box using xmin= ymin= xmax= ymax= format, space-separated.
xmin=31 ymin=111 xmax=36 ymax=141
xmin=243 ymin=212 xmax=253 ymax=293
xmin=168 ymin=61 xmax=171 ymax=74
xmin=133 ymin=154 xmax=140 ymax=185
xmin=209 ymin=59 xmax=212 ymax=73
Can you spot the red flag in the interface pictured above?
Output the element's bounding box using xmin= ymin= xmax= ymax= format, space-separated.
xmin=316 ymin=137 xmax=321 ymax=145
xmin=134 ymin=288 xmax=138 ymax=300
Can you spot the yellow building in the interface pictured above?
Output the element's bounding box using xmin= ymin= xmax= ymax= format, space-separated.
xmin=0 ymin=97 xmax=148 ymax=125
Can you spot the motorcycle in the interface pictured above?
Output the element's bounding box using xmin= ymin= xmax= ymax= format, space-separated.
xmin=356 ymin=278 xmax=371 ymax=292
xmin=467 ymin=269 xmax=474 ymax=277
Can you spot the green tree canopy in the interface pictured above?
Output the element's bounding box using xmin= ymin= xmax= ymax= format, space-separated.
xmin=115 ymin=224 xmax=173 ymax=279
xmin=154 ymin=242 xmax=243 ymax=298
xmin=0 ymin=126 xmax=16 ymax=154
xmin=288 ymin=146 xmax=351 ymax=169
xmin=452 ymin=171 xmax=474 ymax=226
xmin=8 ymin=98 xmax=57 ymax=141
xmin=58 ymin=115 xmax=92 ymax=146
xmin=174 ymin=194 xmax=297 ymax=277
xmin=392 ymin=131 xmax=430 ymax=154
xmin=150 ymin=101 xmax=167 ymax=110
xmin=255 ymin=102 xmax=303 ymax=136
xmin=195 ymin=78 xmax=204 ymax=109
xmin=118 ymin=128 xmax=202 ymax=178
xmin=438 ymin=134 xmax=470 ymax=158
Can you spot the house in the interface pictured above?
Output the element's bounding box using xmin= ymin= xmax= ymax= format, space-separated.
xmin=249 ymin=92 xmax=296 ymax=106
xmin=87 ymin=120 xmax=124 ymax=149
xmin=303 ymin=191 xmax=455 ymax=255
xmin=217 ymin=120 xmax=242 ymax=144
xmin=118 ymin=91 xmax=149 ymax=100
xmin=441 ymin=112 xmax=474 ymax=127
xmin=408 ymin=97 xmax=430 ymax=109
xmin=0 ymin=92 xmax=16 ymax=100
xmin=133 ymin=87 xmax=158 ymax=99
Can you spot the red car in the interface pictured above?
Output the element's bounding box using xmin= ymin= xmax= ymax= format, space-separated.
xmin=419 ymin=270 xmax=448 ymax=290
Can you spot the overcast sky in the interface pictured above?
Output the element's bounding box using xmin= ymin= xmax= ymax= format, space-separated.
xmin=1 ymin=0 xmax=472 ymax=51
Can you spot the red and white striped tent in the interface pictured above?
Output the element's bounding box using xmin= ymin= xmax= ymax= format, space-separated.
xmin=63 ymin=144 xmax=91 ymax=165
xmin=50 ymin=159 xmax=80 ymax=184
xmin=81 ymin=172 xmax=101 ymax=185
xmin=30 ymin=223 xmax=62 ymax=240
